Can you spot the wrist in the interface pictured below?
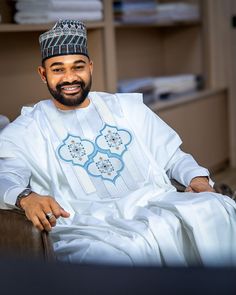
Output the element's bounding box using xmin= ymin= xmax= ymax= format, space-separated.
xmin=15 ymin=188 xmax=33 ymax=209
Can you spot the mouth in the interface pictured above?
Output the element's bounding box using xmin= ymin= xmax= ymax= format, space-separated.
xmin=60 ymin=84 xmax=81 ymax=95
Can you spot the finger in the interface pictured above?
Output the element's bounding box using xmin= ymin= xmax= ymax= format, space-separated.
xmin=194 ymin=185 xmax=215 ymax=193
xmin=47 ymin=200 xmax=70 ymax=219
xmin=45 ymin=211 xmax=57 ymax=227
xmin=37 ymin=212 xmax=52 ymax=232
xmin=30 ymin=215 xmax=45 ymax=232
xmin=24 ymin=211 xmax=44 ymax=231
xmin=204 ymin=186 xmax=216 ymax=193
xmin=185 ymin=186 xmax=193 ymax=192
xmin=60 ymin=207 xmax=70 ymax=218
xmin=48 ymin=202 xmax=63 ymax=219
xmin=204 ymin=185 xmax=215 ymax=192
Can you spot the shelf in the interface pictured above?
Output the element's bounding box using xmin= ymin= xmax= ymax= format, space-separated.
xmin=0 ymin=21 xmax=105 ymax=32
xmin=0 ymin=0 xmax=233 ymax=168
xmin=149 ymin=88 xmax=227 ymax=112
xmin=114 ymin=19 xmax=201 ymax=28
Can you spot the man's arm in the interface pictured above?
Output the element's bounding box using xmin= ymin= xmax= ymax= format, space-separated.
xmin=0 ymin=158 xmax=31 ymax=208
xmin=166 ymin=148 xmax=215 ymax=193
xmin=0 ymin=157 xmax=70 ymax=231
xmin=121 ymin=95 xmax=215 ymax=193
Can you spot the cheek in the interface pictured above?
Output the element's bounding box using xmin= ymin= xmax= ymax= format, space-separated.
xmin=84 ymin=72 xmax=92 ymax=83
xmin=46 ymin=75 xmax=59 ymax=89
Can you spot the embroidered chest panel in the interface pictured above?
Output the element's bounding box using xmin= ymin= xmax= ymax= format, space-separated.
xmin=57 ymin=124 xmax=132 ymax=182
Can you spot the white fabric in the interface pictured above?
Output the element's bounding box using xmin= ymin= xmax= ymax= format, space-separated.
xmin=14 ymin=11 xmax=103 ymax=24
xmin=15 ymin=1 xmax=103 ymax=12
xmin=156 ymin=3 xmax=199 ymax=22
xmin=0 ymin=92 xmax=235 ymax=266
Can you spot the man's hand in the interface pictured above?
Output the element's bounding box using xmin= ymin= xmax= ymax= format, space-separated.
xmin=185 ymin=176 xmax=215 ymax=193
xmin=19 ymin=192 xmax=70 ymax=232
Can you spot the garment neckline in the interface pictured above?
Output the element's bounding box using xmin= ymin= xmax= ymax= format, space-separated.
xmin=49 ymin=97 xmax=93 ymax=114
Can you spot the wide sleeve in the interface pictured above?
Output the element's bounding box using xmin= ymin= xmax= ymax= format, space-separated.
xmin=0 ymin=140 xmax=32 ymax=209
xmin=118 ymin=93 xmax=210 ymax=186
xmin=165 ymin=148 xmax=210 ymax=187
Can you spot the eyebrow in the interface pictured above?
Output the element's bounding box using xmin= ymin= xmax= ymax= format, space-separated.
xmin=50 ymin=59 xmax=86 ymax=68
xmin=74 ymin=60 xmax=86 ymax=64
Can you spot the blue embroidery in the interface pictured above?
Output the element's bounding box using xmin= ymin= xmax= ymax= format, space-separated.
xmin=96 ymin=124 xmax=132 ymax=156
xmin=68 ymin=141 xmax=86 ymax=159
xmin=57 ymin=124 xmax=132 ymax=182
xmin=96 ymin=159 xmax=114 ymax=174
xmin=58 ymin=134 xmax=94 ymax=166
xmin=105 ymin=131 xmax=123 ymax=148
xmin=87 ymin=151 xmax=124 ymax=182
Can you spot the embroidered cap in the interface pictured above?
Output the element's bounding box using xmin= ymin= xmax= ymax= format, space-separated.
xmin=39 ymin=19 xmax=89 ymax=61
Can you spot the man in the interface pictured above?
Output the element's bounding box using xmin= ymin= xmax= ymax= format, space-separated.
xmin=0 ymin=20 xmax=235 ymax=266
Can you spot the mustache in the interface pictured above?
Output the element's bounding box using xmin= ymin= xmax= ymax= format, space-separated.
xmin=56 ymin=80 xmax=85 ymax=91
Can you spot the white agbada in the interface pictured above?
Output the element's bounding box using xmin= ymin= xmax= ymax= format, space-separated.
xmin=0 ymin=92 xmax=236 ymax=266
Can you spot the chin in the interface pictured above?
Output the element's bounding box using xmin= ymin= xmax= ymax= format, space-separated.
xmin=60 ymin=96 xmax=87 ymax=107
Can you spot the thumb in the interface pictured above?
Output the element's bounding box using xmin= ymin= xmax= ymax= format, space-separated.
xmin=185 ymin=186 xmax=193 ymax=192
xmin=60 ymin=207 xmax=70 ymax=218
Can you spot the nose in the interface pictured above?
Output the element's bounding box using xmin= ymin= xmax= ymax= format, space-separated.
xmin=62 ymin=69 xmax=78 ymax=83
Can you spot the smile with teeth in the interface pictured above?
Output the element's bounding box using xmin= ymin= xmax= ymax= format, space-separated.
xmin=61 ymin=85 xmax=81 ymax=94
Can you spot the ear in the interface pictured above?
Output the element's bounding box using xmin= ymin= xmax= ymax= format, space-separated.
xmin=38 ymin=66 xmax=47 ymax=83
xmin=89 ymin=60 xmax=93 ymax=75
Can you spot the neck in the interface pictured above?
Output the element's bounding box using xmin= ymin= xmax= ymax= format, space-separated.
xmin=52 ymin=97 xmax=90 ymax=110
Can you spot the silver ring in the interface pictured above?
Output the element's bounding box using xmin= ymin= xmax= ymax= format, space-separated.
xmin=45 ymin=212 xmax=54 ymax=220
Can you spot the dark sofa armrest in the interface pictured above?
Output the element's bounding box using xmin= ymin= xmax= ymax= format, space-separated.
xmin=171 ymin=179 xmax=186 ymax=192
xmin=0 ymin=209 xmax=55 ymax=261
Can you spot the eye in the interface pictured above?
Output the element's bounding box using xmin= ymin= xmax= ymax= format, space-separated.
xmin=52 ymin=68 xmax=64 ymax=73
xmin=75 ymin=65 xmax=84 ymax=70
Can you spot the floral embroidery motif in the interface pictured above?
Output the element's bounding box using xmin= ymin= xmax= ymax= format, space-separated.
xmin=96 ymin=125 xmax=132 ymax=156
xmin=87 ymin=152 xmax=123 ymax=182
xmin=58 ymin=135 xmax=94 ymax=166
xmin=105 ymin=131 xmax=123 ymax=149
xmin=68 ymin=141 xmax=86 ymax=159
xmin=96 ymin=158 xmax=114 ymax=174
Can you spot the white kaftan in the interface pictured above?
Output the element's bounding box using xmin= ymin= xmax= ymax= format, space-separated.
xmin=0 ymin=92 xmax=235 ymax=266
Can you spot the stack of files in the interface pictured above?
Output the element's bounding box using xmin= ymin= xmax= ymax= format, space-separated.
xmin=156 ymin=3 xmax=200 ymax=23
xmin=118 ymin=77 xmax=155 ymax=104
xmin=118 ymin=74 xmax=203 ymax=105
xmin=114 ymin=0 xmax=158 ymax=23
xmin=14 ymin=0 xmax=103 ymax=24
xmin=152 ymin=74 xmax=202 ymax=99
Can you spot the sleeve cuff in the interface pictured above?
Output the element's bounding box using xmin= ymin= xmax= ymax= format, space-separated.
xmin=183 ymin=168 xmax=210 ymax=187
xmin=4 ymin=186 xmax=27 ymax=208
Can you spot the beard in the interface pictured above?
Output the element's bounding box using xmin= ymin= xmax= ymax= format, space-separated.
xmin=46 ymin=76 xmax=92 ymax=107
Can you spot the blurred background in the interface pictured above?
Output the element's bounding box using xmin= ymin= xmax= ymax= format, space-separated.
xmin=0 ymin=0 xmax=235 ymax=188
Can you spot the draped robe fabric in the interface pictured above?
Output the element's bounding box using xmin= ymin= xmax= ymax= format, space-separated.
xmin=0 ymin=92 xmax=236 ymax=266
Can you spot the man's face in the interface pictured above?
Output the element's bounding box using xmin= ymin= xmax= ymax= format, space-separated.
xmin=38 ymin=54 xmax=93 ymax=109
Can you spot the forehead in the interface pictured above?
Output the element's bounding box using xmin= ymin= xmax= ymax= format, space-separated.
xmin=44 ymin=54 xmax=89 ymax=67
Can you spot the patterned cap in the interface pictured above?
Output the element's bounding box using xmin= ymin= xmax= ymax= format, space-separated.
xmin=39 ymin=20 xmax=88 ymax=61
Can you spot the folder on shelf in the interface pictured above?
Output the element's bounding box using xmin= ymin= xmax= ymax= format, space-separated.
xmin=118 ymin=74 xmax=203 ymax=104
xmin=13 ymin=0 xmax=103 ymax=24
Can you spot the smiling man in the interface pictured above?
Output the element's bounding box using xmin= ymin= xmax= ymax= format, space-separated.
xmin=39 ymin=56 xmax=92 ymax=109
xmin=0 ymin=20 xmax=236 ymax=266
